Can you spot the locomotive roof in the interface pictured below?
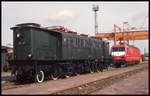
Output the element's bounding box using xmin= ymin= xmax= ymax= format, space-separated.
xmin=127 ymin=45 xmax=139 ymax=50
xmin=112 ymin=44 xmax=139 ymax=50
xmin=11 ymin=25 xmax=104 ymax=41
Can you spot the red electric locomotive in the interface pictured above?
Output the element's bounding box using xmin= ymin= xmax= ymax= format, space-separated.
xmin=111 ymin=44 xmax=141 ymax=67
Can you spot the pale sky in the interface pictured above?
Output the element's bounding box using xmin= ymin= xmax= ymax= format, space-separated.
xmin=2 ymin=1 xmax=149 ymax=54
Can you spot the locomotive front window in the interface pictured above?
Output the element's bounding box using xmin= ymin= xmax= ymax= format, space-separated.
xmin=112 ymin=48 xmax=118 ymax=51
xmin=119 ymin=47 xmax=125 ymax=51
xmin=112 ymin=47 xmax=125 ymax=51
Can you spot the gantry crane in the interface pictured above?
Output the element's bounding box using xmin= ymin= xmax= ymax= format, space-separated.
xmin=95 ymin=22 xmax=149 ymax=45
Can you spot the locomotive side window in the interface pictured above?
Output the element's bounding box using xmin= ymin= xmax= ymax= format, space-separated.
xmin=66 ymin=38 xmax=70 ymax=48
xmin=64 ymin=38 xmax=66 ymax=42
xmin=99 ymin=41 xmax=102 ymax=48
xmin=73 ymin=37 xmax=78 ymax=47
xmin=78 ymin=38 xmax=81 ymax=47
xmin=72 ymin=37 xmax=77 ymax=48
xmin=86 ymin=39 xmax=89 ymax=48
xmin=85 ymin=40 xmax=88 ymax=48
xmin=75 ymin=38 xmax=78 ymax=47
xmin=92 ymin=40 xmax=96 ymax=48
xmin=79 ymin=39 xmax=87 ymax=48
xmin=70 ymin=38 xmax=74 ymax=47
xmin=83 ymin=40 xmax=86 ymax=47
xmin=81 ymin=39 xmax=83 ymax=47
xmin=63 ymin=37 xmax=67 ymax=47
xmin=96 ymin=41 xmax=99 ymax=48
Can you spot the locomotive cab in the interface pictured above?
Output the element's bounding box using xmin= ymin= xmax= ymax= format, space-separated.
xmin=111 ymin=46 xmax=126 ymax=59
xmin=111 ymin=45 xmax=126 ymax=67
xmin=11 ymin=26 xmax=32 ymax=60
xmin=111 ymin=45 xmax=141 ymax=68
xmin=11 ymin=25 xmax=61 ymax=60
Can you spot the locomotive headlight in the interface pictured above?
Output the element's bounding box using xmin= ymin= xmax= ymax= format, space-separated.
xmin=17 ymin=33 xmax=21 ymax=38
xmin=28 ymin=53 xmax=33 ymax=58
xmin=28 ymin=54 xmax=32 ymax=57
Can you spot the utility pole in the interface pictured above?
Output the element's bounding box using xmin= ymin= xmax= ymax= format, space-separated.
xmin=93 ymin=4 xmax=99 ymax=35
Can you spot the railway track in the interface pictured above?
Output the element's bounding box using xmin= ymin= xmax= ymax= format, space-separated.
xmin=52 ymin=64 xmax=148 ymax=94
xmin=2 ymin=61 xmax=148 ymax=94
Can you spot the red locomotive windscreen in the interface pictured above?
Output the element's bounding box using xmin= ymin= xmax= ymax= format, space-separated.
xmin=111 ymin=47 xmax=125 ymax=56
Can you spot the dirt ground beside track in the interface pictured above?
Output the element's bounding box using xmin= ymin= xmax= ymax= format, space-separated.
xmin=90 ymin=69 xmax=149 ymax=95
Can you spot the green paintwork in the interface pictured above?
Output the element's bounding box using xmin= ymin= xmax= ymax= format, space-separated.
xmin=12 ymin=26 xmax=109 ymax=61
xmin=12 ymin=27 xmax=60 ymax=60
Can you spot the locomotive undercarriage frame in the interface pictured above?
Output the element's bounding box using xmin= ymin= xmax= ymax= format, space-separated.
xmin=113 ymin=59 xmax=140 ymax=68
xmin=9 ymin=58 xmax=111 ymax=83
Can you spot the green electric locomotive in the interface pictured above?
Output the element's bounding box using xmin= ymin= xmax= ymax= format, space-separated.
xmin=9 ymin=23 xmax=111 ymax=83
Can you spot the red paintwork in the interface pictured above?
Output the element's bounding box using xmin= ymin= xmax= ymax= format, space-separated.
xmin=111 ymin=45 xmax=141 ymax=62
